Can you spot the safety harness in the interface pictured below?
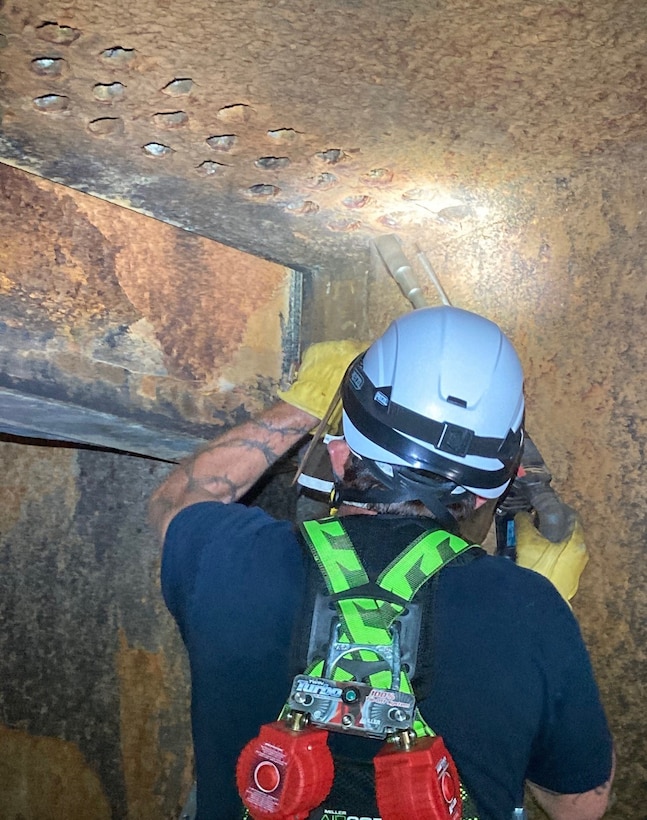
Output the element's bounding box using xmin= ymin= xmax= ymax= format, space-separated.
xmin=237 ymin=517 xmax=481 ymax=820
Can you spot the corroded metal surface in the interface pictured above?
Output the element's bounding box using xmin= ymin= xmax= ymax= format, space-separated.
xmin=0 ymin=726 xmax=112 ymax=819
xmin=0 ymin=439 xmax=301 ymax=819
xmin=0 ymin=1 xmax=646 ymax=817
xmin=2 ymin=1 xmax=647 ymax=271
xmin=0 ymin=163 xmax=296 ymax=450
xmin=0 ymin=443 xmax=193 ymax=819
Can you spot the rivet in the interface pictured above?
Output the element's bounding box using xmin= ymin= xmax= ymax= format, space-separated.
xmin=402 ymin=188 xmax=426 ymax=201
xmin=378 ymin=213 xmax=404 ymax=228
xmin=143 ymin=142 xmax=174 ymax=158
xmin=206 ymin=135 xmax=237 ymax=152
xmin=153 ymin=110 xmax=188 ymax=128
xmin=33 ymin=94 xmax=69 ymax=112
xmin=197 ymin=161 xmax=226 ymax=175
xmin=217 ymin=103 xmax=254 ymax=124
xmin=327 ymin=217 xmax=361 ymax=232
xmin=255 ymin=156 xmax=291 ymax=170
xmin=285 ymin=200 xmax=319 ymax=216
xmin=93 ymin=82 xmax=125 ymax=102
xmin=360 ymin=168 xmax=393 ymax=186
xmin=88 ymin=117 xmax=123 ymax=136
xmin=99 ymin=46 xmax=135 ymax=67
xmin=31 ymin=57 xmax=66 ymax=76
xmin=247 ymin=184 xmax=280 ymax=198
xmin=162 ymin=78 xmax=193 ymax=96
xmin=267 ymin=128 xmax=301 ymax=144
xmin=342 ymin=194 xmax=370 ymax=209
xmin=36 ymin=22 xmax=80 ymax=46
xmin=306 ymin=172 xmax=337 ymax=190
xmin=315 ymin=148 xmax=346 ymax=164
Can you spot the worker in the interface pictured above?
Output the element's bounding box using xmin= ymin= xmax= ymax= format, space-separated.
xmin=149 ymin=305 xmax=614 ymax=820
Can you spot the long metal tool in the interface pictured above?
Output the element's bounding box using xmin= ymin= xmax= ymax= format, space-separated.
xmin=373 ymin=234 xmax=451 ymax=307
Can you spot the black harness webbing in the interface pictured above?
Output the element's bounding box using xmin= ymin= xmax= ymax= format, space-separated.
xmin=297 ymin=517 xmax=481 ymax=820
xmin=300 ymin=516 xmax=473 ymax=738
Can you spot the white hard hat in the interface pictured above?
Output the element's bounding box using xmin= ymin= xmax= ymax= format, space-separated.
xmin=341 ymin=306 xmax=525 ymax=501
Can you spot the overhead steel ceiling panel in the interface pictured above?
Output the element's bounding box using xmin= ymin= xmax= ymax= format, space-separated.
xmin=2 ymin=0 xmax=646 ymax=273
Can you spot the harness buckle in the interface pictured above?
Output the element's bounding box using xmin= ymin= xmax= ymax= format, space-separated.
xmin=289 ymin=623 xmax=415 ymax=739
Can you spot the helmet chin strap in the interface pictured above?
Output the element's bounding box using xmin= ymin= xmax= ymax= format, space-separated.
xmin=333 ymin=464 xmax=461 ymax=532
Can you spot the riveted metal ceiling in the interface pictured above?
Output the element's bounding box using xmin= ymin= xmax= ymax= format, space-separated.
xmin=2 ymin=0 xmax=646 ymax=274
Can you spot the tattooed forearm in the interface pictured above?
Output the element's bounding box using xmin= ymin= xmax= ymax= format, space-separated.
xmin=194 ymin=434 xmax=281 ymax=468
xmin=149 ymin=401 xmax=318 ymax=541
xmin=185 ymin=470 xmax=239 ymax=503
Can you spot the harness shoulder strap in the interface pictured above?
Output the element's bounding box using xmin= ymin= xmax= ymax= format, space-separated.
xmin=300 ymin=517 xmax=473 ymax=716
xmin=301 ymin=515 xmax=473 ymax=605
xmin=299 ymin=517 xmax=481 ymax=819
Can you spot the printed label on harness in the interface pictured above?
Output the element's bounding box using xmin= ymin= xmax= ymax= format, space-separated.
xmin=288 ymin=675 xmax=414 ymax=739
xmin=243 ymin=741 xmax=288 ymax=811
xmin=315 ymin=811 xmax=381 ymax=820
xmin=295 ymin=679 xmax=343 ymax=699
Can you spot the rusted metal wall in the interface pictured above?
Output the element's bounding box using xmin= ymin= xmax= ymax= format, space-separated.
xmin=0 ymin=435 xmax=300 ymax=820
xmin=1 ymin=162 xmax=645 ymax=818
xmin=1 ymin=0 xmax=646 ymax=817
xmin=3 ymin=1 xmax=646 ymax=273
xmin=0 ymin=166 xmax=304 ymax=816
xmin=0 ymin=163 xmax=299 ymax=456
xmin=368 ymin=161 xmax=647 ymax=820
xmin=0 ymin=440 xmax=192 ymax=818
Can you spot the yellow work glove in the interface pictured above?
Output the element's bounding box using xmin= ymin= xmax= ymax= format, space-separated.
xmin=515 ymin=512 xmax=589 ymax=603
xmin=278 ymin=340 xmax=367 ymax=420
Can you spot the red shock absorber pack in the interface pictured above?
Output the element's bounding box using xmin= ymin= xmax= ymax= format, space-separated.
xmin=374 ymin=731 xmax=463 ymax=820
xmin=236 ymin=716 xmax=334 ymax=820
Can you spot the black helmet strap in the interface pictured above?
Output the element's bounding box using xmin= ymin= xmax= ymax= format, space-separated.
xmin=344 ymin=385 xmax=516 ymax=491
xmin=333 ymin=460 xmax=461 ymax=532
xmin=342 ymin=356 xmax=522 ymax=478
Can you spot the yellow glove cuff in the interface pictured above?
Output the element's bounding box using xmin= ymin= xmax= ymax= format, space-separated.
xmin=515 ymin=512 xmax=589 ymax=603
xmin=278 ymin=340 xmax=367 ymax=421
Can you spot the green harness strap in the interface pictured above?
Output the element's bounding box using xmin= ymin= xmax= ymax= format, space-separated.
xmin=300 ymin=516 xmax=473 ymax=739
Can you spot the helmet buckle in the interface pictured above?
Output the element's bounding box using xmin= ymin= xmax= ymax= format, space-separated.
xmin=437 ymin=423 xmax=474 ymax=457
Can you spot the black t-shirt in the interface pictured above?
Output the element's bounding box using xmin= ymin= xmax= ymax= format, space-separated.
xmin=162 ymin=502 xmax=613 ymax=820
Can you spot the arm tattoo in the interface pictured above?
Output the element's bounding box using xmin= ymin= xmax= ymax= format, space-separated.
xmin=185 ymin=472 xmax=238 ymax=503
xmin=150 ymin=402 xmax=316 ymax=536
xmin=215 ymin=435 xmax=279 ymax=467
xmin=253 ymin=417 xmax=314 ymax=439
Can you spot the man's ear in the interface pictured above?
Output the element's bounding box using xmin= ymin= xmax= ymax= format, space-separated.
xmin=326 ymin=439 xmax=352 ymax=479
xmin=474 ymin=496 xmax=489 ymax=510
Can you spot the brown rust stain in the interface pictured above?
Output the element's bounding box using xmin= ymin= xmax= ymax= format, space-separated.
xmin=3 ymin=0 xmax=647 ymax=234
xmin=0 ymin=165 xmax=139 ymax=333
xmin=70 ymin=193 xmax=288 ymax=383
xmin=0 ymin=724 xmax=111 ymax=819
xmin=209 ymin=277 xmax=289 ymax=396
xmin=116 ymin=628 xmax=192 ymax=820
xmin=1 ymin=164 xmax=289 ymax=426
xmin=364 ymin=160 xmax=647 ymax=818
xmin=5 ymin=3 xmax=647 ymax=172
xmin=0 ymin=440 xmax=78 ymax=535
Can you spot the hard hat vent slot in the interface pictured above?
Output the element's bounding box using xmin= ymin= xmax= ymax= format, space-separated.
xmin=447 ymin=395 xmax=467 ymax=408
